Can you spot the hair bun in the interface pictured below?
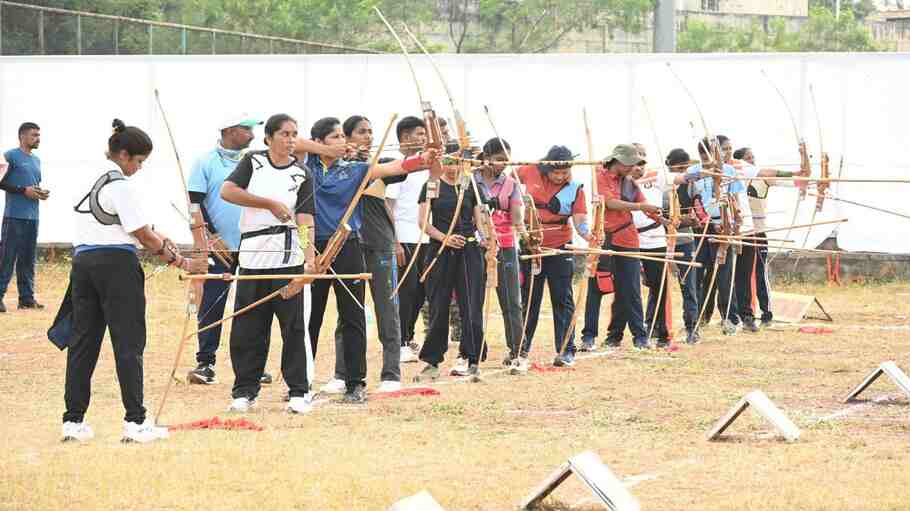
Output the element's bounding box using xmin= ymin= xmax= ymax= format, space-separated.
xmin=112 ymin=119 xmax=127 ymax=134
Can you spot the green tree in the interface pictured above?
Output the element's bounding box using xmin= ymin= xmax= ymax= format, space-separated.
xmin=678 ymin=4 xmax=879 ymax=52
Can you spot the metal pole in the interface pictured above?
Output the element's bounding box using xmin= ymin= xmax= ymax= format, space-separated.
xmin=76 ymin=14 xmax=82 ymax=55
xmin=114 ymin=20 xmax=119 ymax=54
xmin=181 ymin=27 xmax=186 ymax=54
xmin=0 ymin=3 xmax=4 ymax=56
xmin=240 ymin=35 xmax=245 ymax=52
xmin=211 ymin=30 xmax=216 ymax=54
xmin=148 ymin=24 xmax=153 ymax=54
xmin=653 ymin=0 xmax=676 ymax=53
xmin=269 ymin=39 xmax=274 ymax=54
xmin=835 ymin=0 xmax=840 ymax=19
xmin=38 ymin=9 xmax=45 ymax=55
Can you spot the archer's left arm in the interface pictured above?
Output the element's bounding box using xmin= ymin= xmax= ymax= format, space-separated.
xmin=372 ymin=150 xmax=439 ymax=179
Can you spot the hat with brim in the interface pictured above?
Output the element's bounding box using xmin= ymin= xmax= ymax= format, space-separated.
xmin=603 ymin=144 xmax=646 ymax=167
xmin=538 ymin=145 xmax=578 ymax=174
xmin=219 ymin=114 xmax=263 ymax=131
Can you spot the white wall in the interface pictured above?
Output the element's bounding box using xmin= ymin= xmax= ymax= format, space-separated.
xmin=1 ymin=52 xmax=908 ymax=252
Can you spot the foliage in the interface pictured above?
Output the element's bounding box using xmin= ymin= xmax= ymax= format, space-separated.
xmin=678 ymin=4 xmax=879 ymax=53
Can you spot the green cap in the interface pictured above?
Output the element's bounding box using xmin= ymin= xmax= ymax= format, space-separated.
xmin=603 ymin=144 xmax=646 ymax=166
xmin=219 ymin=114 xmax=263 ymax=131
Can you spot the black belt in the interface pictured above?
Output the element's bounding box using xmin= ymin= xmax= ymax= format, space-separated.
xmin=241 ymin=225 xmax=294 ymax=264
xmin=637 ymin=222 xmax=660 ymax=234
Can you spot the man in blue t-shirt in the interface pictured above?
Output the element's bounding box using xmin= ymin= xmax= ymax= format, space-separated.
xmin=0 ymin=122 xmax=48 ymax=313
xmin=185 ymin=114 xmax=272 ymax=385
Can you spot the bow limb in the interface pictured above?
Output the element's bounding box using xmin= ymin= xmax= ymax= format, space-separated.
xmin=482 ymin=105 xmax=539 ymax=358
xmin=761 ymin=69 xmax=811 ymax=264
xmin=641 ymin=96 xmax=677 ymax=343
xmin=152 ymin=89 xmax=202 ymax=425
xmin=557 ymin=109 xmax=600 ymax=356
xmin=794 ymin=85 xmax=830 ymax=270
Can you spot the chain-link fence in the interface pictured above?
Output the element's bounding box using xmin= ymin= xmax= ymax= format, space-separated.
xmin=0 ymin=1 xmax=380 ymax=56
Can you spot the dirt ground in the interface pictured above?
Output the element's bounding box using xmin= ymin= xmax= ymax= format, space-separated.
xmin=2 ymin=262 xmax=909 ymax=510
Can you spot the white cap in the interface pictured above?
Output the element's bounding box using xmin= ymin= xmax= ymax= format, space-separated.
xmin=219 ymin=113 xmax=263 ymax=131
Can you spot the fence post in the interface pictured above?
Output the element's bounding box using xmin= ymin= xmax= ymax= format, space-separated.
xmin=148 ymin=24 xmax=153 ymax=54
xmin=114 ymin=20 xmax=119 ymax=54
xmin=77 ymin=15 xmax=82 ymax=55
xmin=181 ymin=27 xmax=187 ymax=54
xmin=0 ymin=3 xmax=4 ymax=56
xmin=269 ymin=39 xmax=274 ymax=54
xmin=38 ymin=9 xmax=45 ymax=55
xmin=211 ymin=30 xmax=216 ymax=54
xmin=240 ymin=35 xmax=245 ymax=52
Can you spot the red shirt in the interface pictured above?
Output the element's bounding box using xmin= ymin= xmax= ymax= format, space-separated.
xmin=518 ymin=165 xmax=587 ymax=249
xmin=598 ymin=169 xmax=646 ymax=249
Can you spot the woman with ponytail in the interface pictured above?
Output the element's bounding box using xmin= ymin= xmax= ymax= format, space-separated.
xmin=62 ymin=119 xmax=206 ymax=444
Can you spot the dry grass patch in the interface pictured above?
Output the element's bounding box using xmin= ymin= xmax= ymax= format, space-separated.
xmin=1 ymin=263 xmax=910 ymax=510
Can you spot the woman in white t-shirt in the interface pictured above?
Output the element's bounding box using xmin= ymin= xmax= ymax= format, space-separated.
xmin=63 ymin=119 xmax=206 ymax=444
xmin=220 ymin=113 xmax=317 ymax=414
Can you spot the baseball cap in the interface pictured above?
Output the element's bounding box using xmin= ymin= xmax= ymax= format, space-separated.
xmin=539 ymin=145 xmax=577 ymax=174
xmin=219 ymin=114 xmax=263 ymax=131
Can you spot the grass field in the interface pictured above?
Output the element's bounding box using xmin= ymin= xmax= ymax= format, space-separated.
xmin=2 ymin=262 xmax=910 ymax=510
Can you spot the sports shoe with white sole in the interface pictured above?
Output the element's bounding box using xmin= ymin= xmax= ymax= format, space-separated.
xmin=413 ymin=363 xmax=439 ymax=383
xmin=450 ymin=357 xmax=469 ymax=376
xmin=287 ymin=395 xmax=314 ymax=414
xmin=187 ymin=363 xmax=216 ymax=385
xmin=121 ymin=419 xmax=169 ymax=443
xmin=510 ymin=356 xmax=530 ymax=375
xmin=228 ymin=396 xmax=255 ymax=413
xmin=320 ymin=378 xmax=346 ymax=394
xmin=377 ymin=380 xmax=402 ymax=393
xmin=399 ymin=345 xmax=418 ymax=363
xmin=61 ymin=421 xmax=94 ymax=443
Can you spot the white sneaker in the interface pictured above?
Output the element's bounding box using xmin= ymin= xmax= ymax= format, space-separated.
xmin=450 ymin=357 xmax=469 ymax=376
xmin=399 ymin=346 xmax=418 ymax=363
xmin=287 ymin=394 xmax=314 ymax=414
xmin=377 ymin=380 xmax=402 ymax=393
xmin=228 ymin=396 xmax=255 ymax=413
xmin=320 ymin=378 xmax=346 ymax=394
xmin=61 ymin=421 xmax=94 ymax=443
xmin=121 ymin=419 xmax=169 ymax=443
xmin=510 ymin=356 xmax=530 ymax=375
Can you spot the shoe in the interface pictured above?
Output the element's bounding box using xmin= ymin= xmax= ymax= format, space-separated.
xmin=510 ymin=356 xmax=530 ymax=375
xmin=377 ymin=380 xmax=402 ymax=393
xmin=686 ymin=330 xmax=700 ymax=345
xmin=603 ymin=338 xmax=621 ymax=348
xmin=61 ymin=421 xmax=94 ymax=443
xmin=18 ymin=300 xmax=44 ymax=310
xmin=287 ymin=394 xmax=314 ymax=414
xmin=0 ymin=302 xmax=6 ymax=313
xmin=467 ymin=363 xmax=482 ymax=382
xmin=721 ymin=319 xmax=738 ymax=336
xmin=450 ymin=357 xmax=469 ymax=376
xmin=228 ymin=396 xmax=255 ymax=413
xmin=400 ymin=345 xmax=419 ymax=363
xmin=413 ymin=363 xmax=439 ymax=383
xmin=656 ymin=339 xmax=670 ymax=349
xmin=187 ymin=364 xmax=216 ymax=385
xmin=553 ymin=353 xmax=575 ymax=367
xmin=342 ymin=384 xmax=367 ymax=404
xmin=320 ymin=378 xmax=346 ymax=394
xmin=633 ymin=340 xmax=651 ymax=350
xmin=742 ymin=320 xmax=760 ymax=333
xmin=502 ymin=354 xmax=515 ymax=367
xmin=579 ymin=338 xmax=596 ymax=352
xmin=260 ymin=372 xmax=273 ymax=385
xmin=121 ymin=419 xmax=169 ymax=443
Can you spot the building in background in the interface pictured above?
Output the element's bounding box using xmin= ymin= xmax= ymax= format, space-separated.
xmin=867 ymin=9 xmax=910 ymax=50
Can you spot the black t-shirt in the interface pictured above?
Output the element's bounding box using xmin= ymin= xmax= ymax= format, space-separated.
xmin=418 ymin=178 xmax=484 ymax=238
xmin=358 ymin=156 xmax=402 ymax=250
xmin=226 ymin=150 xmax=315 ymax=216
